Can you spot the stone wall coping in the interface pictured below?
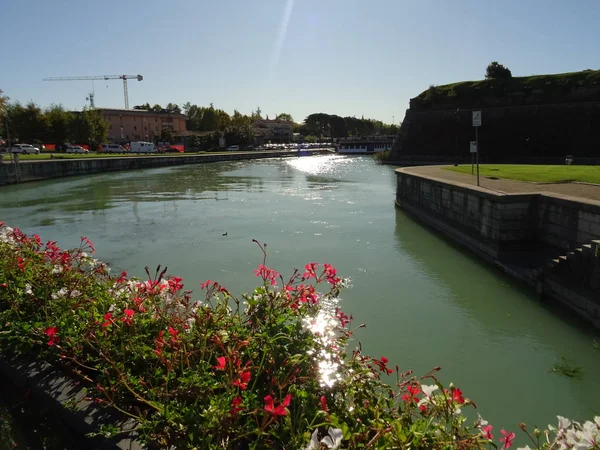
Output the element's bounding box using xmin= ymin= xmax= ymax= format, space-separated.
xmin=395 ymin=167 xmax=600 ymax=212
xmin=0 ymin=354 xmax=150 ymax=449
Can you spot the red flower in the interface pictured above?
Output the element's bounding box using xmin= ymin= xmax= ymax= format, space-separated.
xmin=167 ymin=276 xmax=183 ymax=293
xmin=17 ymin=257 xmax=28 ymax=273
xmin=234 ymin=371 xmax=251 ymax=390
xmin=168 ymin=326 xmax=179 ymax=343
xmin=451 ymin=387 xmax=465 ymax=404
xmin=500 ymin=429 xmax=515 ymax=449
xmin=214 ymin=356 xmax=227 ymax=371
xmin=264 ymin=394 xmax=291 ymax=416
xmin=116 ymin=271 xmax=128 ymax=283
xmin=0 ymin=283 xmax=6 ymax=288
xmin=254 ymin=264 xmax=279 ymax=286
xmin=302 ymin=262 xmax=318 ymax=279
xmin=230 ymin=396 xmax=243 ymax=419
xmin=200 ymin=279 xmax=212 ymax=290
xmin=102 ymin=312 xmax=113 ymax=329
xmin=320 ymin=395 xmax=329 ymax=413
xmin=402 ymin=383 xmax=420 ymax=404
xmin=120 ymin=309 xmax=135 ymax=325
xmin=45 ymin=327 xmax=59 ymax=346
xmin=482 ymin=424 xmax=493 ymax=440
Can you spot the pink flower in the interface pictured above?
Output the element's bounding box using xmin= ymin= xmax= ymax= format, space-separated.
xmin=254 ymin=264 xmax=279 ymax=286
xmin=482 ymin=424 xmax=493 ymax=440
xmin=500 ymin=429 xmax=515 ymax=449
xmin=234 ymin=371 xmax=251 ymax=390
xmin=214 ymin=356 xmax=227 ymax=371
xmin=200 ymin=279 xmax=212 ymax=289
xmin=264 ymin=394 xmax=291 ymax=416
xmin=45 ymin=327 xmax=59 ymax=346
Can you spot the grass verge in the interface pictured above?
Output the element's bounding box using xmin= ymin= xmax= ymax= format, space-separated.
xmin=446 ymin=164 xmax=600 ymax=184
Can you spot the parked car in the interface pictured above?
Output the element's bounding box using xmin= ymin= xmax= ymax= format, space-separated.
xmin=101 ymin=144 xmax=126 ymax=153
xmin=66 ymin=146 xmax=89 ymax=154
xmin=227 ymin=145 xmax=240 ymax=151
xmin=164 ymin=147 xmax=182 ymax=153
xmin=10 ymin=144 xmax=40 ymax=155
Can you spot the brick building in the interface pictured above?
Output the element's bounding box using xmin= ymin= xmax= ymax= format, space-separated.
xmin=98 ymin=108 xmax=187 ymax=144
xmin=253 ymin=119 xmax=293 ymax=144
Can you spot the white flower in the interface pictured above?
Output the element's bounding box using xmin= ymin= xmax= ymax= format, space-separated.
xmin=24 ymin=283 xmax=33 ymax=295
xmin=304 ymin=428 xmax=343 ymax=450
xmin=185 ymin=317 xmax=195 ymax=331
xmin=558 ymin=416 xmax=572 ymax=430
xmin=51 ymin=287 xmax=68 ymax=299
xmin=476 ymin=413 xmax=488 ymax=427
xmin=421 ymin=384 xmax=438 ymax=398
xmin=516 ymin=446 xmax=532 ymax=450
xmin=108 ymin=304 xmax=115 ymax=313
xmin=70 ymin=289 xmax=81 ymax=298
xmin=52 ymin=265 xmax=63 ymax=274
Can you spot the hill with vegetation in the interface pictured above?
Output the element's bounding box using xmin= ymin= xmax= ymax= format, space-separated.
xmin=411 ymin=68 xmax=600 ymax=111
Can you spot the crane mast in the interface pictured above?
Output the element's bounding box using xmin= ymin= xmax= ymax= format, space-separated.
xmin=43 ymin=74 xmax=143 ymax=109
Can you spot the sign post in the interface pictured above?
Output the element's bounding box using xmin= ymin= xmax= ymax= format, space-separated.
xmin=472 ymin=111 xmax=482 ymax=186
xmin=470 ymin=141 xmax=477 ymax=174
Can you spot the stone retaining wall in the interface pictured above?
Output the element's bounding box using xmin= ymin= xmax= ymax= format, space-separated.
xmin=395 ymin=168 xmax=600 ymax=327
xmin=0 ymin=149 xmax=333 ymax=186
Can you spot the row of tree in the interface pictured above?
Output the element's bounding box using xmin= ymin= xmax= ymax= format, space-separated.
xmin=0 ymin=99 xmax=109 ymax=151
xmin=0 ymin=88 xmax=398 ymax=150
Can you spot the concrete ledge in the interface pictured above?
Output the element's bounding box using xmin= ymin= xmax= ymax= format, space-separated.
xmin=0 ymin=354 xmax=146 ymax=449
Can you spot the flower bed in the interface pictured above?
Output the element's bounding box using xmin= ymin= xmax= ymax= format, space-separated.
xmin=0 ymin=222 xmax=598 ymax=449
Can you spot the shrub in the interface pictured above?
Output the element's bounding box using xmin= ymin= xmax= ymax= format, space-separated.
xmin=0 ymin=223 xmax=599 ymax=449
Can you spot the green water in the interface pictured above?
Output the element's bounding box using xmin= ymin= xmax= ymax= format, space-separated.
xmin=1 ymin=155 xmax=599 ymax=442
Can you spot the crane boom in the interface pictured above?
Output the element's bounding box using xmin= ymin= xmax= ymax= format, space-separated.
xmin=43 ymin=74 xmax=143 ymax=109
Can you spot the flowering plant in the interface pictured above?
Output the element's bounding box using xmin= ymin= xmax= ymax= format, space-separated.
xmin=0 ymin=222 xmax=598 ymax=449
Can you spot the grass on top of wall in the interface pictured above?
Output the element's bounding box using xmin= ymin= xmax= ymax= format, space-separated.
xmin=445 ymin=164 xmax=600 ymax=184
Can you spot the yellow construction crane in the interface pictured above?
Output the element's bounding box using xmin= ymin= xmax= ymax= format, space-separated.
xmin=43 ymin=74 xmax=143 ymax=109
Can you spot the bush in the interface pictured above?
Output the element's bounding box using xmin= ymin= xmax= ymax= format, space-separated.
xmin=0 ymin=223 xmax=598 ymax=449
xmin=485 ymin=61 xmax=513 ymax=80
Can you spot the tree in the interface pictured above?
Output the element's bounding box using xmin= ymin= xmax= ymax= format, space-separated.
xmin=485 ymin=61 xmax=512 ymax=80
xmin=45 ymin=104 xmax=72 ymax=144
xmin=166 ymin=103 xmax=181 ymax=114
xmin=133 ymin=103 xmax=152 ymax=110
xmin=6 ymin=102 xmax=48 ymax=144
xmin=69 ymin=108 xmax=109 ymax=151
xmin=275 ymin=113 xmax=293 ymax=122
xmin=151 ymin=104 xmax=163 ymax=112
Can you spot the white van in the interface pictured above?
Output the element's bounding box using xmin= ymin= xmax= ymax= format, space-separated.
xmin=130 ymin=142 xmax=157 ymax=153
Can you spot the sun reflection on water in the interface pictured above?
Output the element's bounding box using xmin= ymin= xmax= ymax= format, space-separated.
xmin=286 ymin=154 xmax=350 ymax=175
xmin=303 ymin=296 xmax=343 ymax=388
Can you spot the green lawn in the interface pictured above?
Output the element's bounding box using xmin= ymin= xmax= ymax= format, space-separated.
xmin=446 ymin=164 xmax=600 ymax=184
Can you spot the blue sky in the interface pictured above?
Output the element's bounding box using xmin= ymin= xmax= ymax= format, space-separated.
xmin=2 ymin=0 xmax=599 ymax=124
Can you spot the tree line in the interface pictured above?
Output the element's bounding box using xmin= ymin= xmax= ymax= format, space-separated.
xmin=0 ymin=88 xmax=398 ymax=151
xmin=0 ymin=95 xmax=108 ymax=151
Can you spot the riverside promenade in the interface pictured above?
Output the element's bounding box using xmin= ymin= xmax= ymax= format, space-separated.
xmin=403 ymin=165 xmax=600 ymax=204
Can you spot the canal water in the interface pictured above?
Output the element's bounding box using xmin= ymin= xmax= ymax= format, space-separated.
xmin=1 ymin=155 xmax=599 ymax=442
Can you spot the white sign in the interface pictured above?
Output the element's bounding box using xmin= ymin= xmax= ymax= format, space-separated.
xmin=219 ymin=138 xmax=226 ymax=148
xmin=470 ymin=141 xmax=477 ymax=153
xmin=472 ymin=111 xmax=482 ymax=127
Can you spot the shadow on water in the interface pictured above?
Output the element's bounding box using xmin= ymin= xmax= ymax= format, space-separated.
xmin=393 ymin=208 xmax=600 ymax=339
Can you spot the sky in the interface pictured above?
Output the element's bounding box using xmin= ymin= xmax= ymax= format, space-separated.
xmin=2 ymin=0 xmax=599 ymax=124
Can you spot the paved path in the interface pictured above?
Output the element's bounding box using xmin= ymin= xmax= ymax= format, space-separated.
xmin=403 ymin=165 xmax=600 ymax=205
